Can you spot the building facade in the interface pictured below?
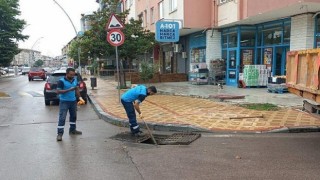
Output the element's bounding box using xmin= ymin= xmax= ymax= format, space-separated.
xmin=13 ymin=49 xmax=41 ymax=67
xmin=132 ymin=0 xmax=320 ymax=86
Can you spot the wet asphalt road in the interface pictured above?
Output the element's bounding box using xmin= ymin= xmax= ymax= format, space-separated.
xmin=0 ymin=75 xmax=320 ymax=180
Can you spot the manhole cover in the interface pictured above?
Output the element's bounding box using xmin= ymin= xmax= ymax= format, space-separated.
xmin=110 ymin=132 xmax=201 ymax=145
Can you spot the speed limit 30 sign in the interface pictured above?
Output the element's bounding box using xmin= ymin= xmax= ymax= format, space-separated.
xmin=107 ymin=29 xmax=125 ymax=46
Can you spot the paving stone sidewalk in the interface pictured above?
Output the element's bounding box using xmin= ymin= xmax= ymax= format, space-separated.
xmin=87 ymin=76 xmax=320 ymax=133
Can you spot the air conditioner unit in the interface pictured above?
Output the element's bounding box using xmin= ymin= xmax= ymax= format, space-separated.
xmin=174 ymin=44 xmax=182 ymax=53
xmin=182 ymin=52 xmax=187 ymax=59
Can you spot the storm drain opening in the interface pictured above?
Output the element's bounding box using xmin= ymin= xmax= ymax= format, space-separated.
xmin=110 ymin=132 xmax=201 ymax=145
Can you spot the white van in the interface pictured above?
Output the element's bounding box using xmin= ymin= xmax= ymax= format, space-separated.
xmin=21 ymin=67 xmax=30 ymax=75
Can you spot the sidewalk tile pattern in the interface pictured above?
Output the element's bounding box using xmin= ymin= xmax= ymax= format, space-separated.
xmin=89 ymin=78 xmax=320 ymax=132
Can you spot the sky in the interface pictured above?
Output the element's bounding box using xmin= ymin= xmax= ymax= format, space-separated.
xmin=18 ymin=0 xmax=99 ymax=57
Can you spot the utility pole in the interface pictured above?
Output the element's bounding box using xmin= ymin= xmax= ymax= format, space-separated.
xmin=29 ymin=37 xmax=44 ymax=67
xmin=52 ymin=0 xmax=81 ymax=74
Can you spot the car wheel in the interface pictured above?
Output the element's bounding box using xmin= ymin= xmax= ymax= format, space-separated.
xmin=45 ymin=100 xmax=50 ymax=106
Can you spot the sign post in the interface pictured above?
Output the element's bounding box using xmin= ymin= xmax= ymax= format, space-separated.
xmin=106 ymin=14 xmax=125 ymax=103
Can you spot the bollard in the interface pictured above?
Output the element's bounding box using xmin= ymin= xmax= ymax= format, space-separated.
xmin=90 ymin=77 xmax=97 ymax=90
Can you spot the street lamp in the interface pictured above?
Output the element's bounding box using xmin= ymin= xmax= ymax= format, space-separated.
xmin=52 ymin=0 xmax=82 ymax=74
xmin=29 ymin=37 xmax=44 ymax=67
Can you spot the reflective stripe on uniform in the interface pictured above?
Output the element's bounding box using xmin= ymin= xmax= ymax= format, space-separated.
xmin=57 ymin=126 xmax=65 ymax=129
xmin=70 ymin=122 xmax=76 ymax=125
xmin=132 ymin=125 xmax=139 ymax=129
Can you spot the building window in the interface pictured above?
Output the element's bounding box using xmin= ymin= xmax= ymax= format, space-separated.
xmin=144 ymin=10 xmax=148 ymax=27
xmin=159 ymin=1 xmax=164 ymax=19
xmin=315 ymin=15 xmax=320 ymax=48
xmin=283 ymin=23 xmax=290 ymax=44
xmin=263 ymin=26 xmax=282 ymax=45
xmin=170 ymin=0 xmax=177 ymax=12
xmin=241 ymin=31 xmax=255 ymax=47
xmin=138 ymin=13 xmax=144 ymax=27
xmin=229 ymin=32 xmax=238 ymax=48
xmin=150 ymin=7 xmax=154 ymax=24
xmin=191 ymin=48 xmax=206 ymax=63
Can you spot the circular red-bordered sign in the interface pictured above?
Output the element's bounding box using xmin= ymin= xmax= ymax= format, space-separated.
xmin=107 ymin=29 xmax=125 ymax=46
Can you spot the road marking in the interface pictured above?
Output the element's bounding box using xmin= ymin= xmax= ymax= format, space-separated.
xmin=19 ymin=91 xmax=33 ymax=97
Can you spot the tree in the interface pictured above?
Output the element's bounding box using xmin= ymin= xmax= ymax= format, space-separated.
xmin=67 ymin=0 xmax=156 ymax=68
xmin=0 ymin=0 xmax=28 ymax=67
xmin=139 ymin=61 xmax=158 ymax=84
xmin=33 ymin=59 xmax=44 ymax=67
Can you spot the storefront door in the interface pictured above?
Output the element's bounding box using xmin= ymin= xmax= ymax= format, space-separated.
xmin=274 ymin=47 xmax=289 ymax=76
xmin=226 ymin=49 xmax=238 ymax=85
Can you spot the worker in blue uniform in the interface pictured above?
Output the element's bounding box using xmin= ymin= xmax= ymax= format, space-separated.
xmin=121 ymin=85 xmax=157 ymax=136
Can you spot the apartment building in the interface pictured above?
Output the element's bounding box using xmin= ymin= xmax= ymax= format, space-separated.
xmin=131 ymin=0 xmax=320 ymax=86
xmin=13 ymin=49 xmax=41 ymax=67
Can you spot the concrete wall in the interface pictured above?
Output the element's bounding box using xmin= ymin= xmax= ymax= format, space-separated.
xmin=218 ymin=1 xmax=238 ymax=26
xmin=290 ymin=14 xmax=315 ymax=51
xmin=184 ymin=0 xmax=212 ymax=28
xmin=206 ymin=30 xmax=221 ymax=70
xmin=245 ymin=0 xmax=302 ymax=18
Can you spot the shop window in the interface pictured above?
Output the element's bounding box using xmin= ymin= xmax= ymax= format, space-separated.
xmin=229 ymin=32 xmax=237 ymax=48
xmin=263 ymin=27 xmax=282 ymax=45
xmin=256 ymin=48 xmax=262 ymax=64
xmin=222 ymin=50 xmax=227 ymax=61
xmin=257 ymin=30 xmax=262 ymax=47
xmin=222 ymin=35 xmax=227 ymax=48
xmin=316 ymin=16 xmax=320 ymax=48
xmin=241 ymin=49 xmax=254 ymax=65
xmin=283 ymin=24 xmax=290 ymax=44
xmin=241 ymin=31 xmax=255 ymax=47
xmin=164 ymin=52 xmax=172 ymax=73
xmin=191 ymin=48 xmax=206 ymax=63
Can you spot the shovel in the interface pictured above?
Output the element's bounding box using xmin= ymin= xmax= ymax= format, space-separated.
xmin=140 ymin=116 xmax=157 ymax=146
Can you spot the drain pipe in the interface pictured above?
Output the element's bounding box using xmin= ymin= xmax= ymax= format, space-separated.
xmin=211 ymin=0 xmax=218 ymax=37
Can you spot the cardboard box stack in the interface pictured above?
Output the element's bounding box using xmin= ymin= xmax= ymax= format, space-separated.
xmin=243 ymin=65 xmax=269 ymax=87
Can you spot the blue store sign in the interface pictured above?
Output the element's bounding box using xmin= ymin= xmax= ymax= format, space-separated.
xmin=155 ymin=21 xmax=179 ymax=42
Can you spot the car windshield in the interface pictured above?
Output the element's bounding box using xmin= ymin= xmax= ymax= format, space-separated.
xmin=30 ymin=67 xmax=42 ymax=72
xmin=48 ymin=73 xmax=81 ymax=84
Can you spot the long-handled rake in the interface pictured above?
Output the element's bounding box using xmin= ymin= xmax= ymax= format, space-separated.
xmin=141 ymin=117 xmax=157 ymax=146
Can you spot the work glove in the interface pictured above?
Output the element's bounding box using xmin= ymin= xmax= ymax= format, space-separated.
xmin=139 ymin=113 xmax=144 ymax=119
xmin=78 ymin=97 xmax=85 ymax=105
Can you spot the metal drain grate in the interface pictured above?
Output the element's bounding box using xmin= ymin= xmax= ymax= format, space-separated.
xmin=154 ymin=133 xmax=201 ymax=145
xmin=110 ymin=132 xmax=201 ymax=145
xmin=110 ymin=132 xmax=151 ymax=143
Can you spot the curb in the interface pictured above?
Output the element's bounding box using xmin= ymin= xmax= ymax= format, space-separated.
xmin=267 ymin=126 xmax=320 ymax=133
xmin=88 ymin=94 xmax=211 ymax=133
xmin=88 ymin=93 xmax=320 ymax=134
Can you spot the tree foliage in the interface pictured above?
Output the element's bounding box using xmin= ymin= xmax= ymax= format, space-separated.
xmin=0 ymin=0 xmax=28 ymax=66
xmin=139 ymin=61 xmax=158 ymax=83
xmin=67 ymin=0 xmax=156 ymax=66
xmin=33 ymin=59 xmax=43 ymax=67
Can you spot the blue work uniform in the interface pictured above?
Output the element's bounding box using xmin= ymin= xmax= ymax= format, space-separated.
xmin=121 ymin=85 xmax=147 ymax=134
xmin=57 ymin=77 xmax=78 ymax=135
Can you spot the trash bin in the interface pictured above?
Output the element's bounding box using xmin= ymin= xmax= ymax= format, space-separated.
xmin=90 ymin=77 xmax=97 ymax=90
